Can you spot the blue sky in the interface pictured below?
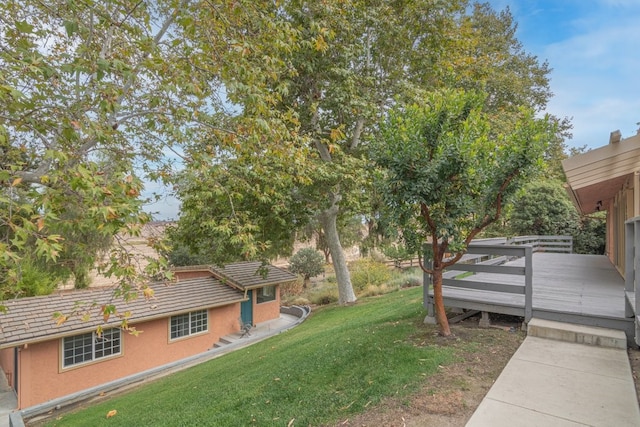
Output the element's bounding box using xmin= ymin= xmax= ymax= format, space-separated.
xmin=488 ymin=0 xmax=640 ymax=149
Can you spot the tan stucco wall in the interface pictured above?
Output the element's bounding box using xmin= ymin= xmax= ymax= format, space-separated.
xmin=0 ymin=348 xmax=15 ymax=389
xmin=252 ymin=286 xmax=281 ymax=324
xmin=14 ymin=304 xmax=240 ymax=409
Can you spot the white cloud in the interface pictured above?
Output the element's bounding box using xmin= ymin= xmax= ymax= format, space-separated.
xmin=541 ymin=17 xmax=640 ymax=147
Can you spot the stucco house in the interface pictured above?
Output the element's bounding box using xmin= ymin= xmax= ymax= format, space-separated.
xmin=0 ymin=261 xmax=296 ymax=410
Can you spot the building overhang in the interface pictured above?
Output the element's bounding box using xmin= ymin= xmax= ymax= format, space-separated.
xmin=562 ymin=132 xmax=640 ymax=215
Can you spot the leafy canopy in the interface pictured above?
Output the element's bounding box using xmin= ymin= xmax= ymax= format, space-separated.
xmin=288 ymin=247 xmax=325 ymax=281
xmin=372 ymin=89 xmax=554 ymax=258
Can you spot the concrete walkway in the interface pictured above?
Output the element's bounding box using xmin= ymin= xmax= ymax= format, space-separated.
xmin=0 ymin=367 xmax=17 ymax=427
xmin=467 ymin=319 xmax=640 ymax=427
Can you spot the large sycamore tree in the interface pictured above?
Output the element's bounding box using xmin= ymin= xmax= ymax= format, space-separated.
xmin=1 ymin=0 xmax=200 ymax=304
xmin=371 ymin=89 xmax=555 ymax=336
xmin=173 ymin=0 xmax=554 ymax=305
xmin=0 ymin=0 xmax=297 ymax=319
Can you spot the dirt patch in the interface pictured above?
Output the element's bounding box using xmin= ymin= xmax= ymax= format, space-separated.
xmin=329 ymin=313 xmax=525 ymax=427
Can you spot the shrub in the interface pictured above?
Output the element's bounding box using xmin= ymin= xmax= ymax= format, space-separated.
xmin=289 ymin=248 xmax=325 ymax=287
xmin=349 ymin=259 xmax=392 ymax=291
xmin=309 ymin=287 xmax=339 ymax=305
xmin=382 ymin=244 xmax=413 ymax=268
xmin=13 ymin=261 xmax=58 ymax=297
xmin=388 ymin=272 xmax=422 ymax=289
xmin=281 ymin=276 xmax=305 ymax=299
xmin=359 ymin=283 xmax=399 ymax=297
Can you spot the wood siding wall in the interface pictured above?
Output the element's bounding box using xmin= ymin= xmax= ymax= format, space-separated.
xmin=611 ymin=176 xmax=637 ymax=274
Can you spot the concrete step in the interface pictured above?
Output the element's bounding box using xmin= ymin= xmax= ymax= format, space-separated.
xmin=213 ymin=337 xmax=235 ymax=348
xmin=527 ymin=318 xmax=627 ymax=349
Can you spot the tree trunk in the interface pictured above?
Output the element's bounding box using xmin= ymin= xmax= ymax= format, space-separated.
xmin=319 ymin=194 xmax=357 ymax=304
xmin=432 ymin=269 xmax=451 ymax=336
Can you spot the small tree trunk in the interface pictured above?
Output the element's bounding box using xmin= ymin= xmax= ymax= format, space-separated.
xmin=323 ymin=248 xmax=331 ymax=264
xmin=319 ymin=195 xmax=357 ymax=304
xmin=432 ymin=269 xmax=451 ymax=336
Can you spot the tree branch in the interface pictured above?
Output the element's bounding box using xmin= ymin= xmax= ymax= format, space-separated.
xmin=349 ymin=117 xmax=365 ymax=150
xmin=78 ymin=1 xmax=190 ymax=157
xmin=440 ymin=170 xmax=520 ymax=269
xmin=310 ymin=107 xmax=332 ymax=162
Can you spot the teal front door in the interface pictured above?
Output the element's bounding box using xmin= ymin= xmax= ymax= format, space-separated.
xmin=240 ymin=290 xmax=253 ymax=326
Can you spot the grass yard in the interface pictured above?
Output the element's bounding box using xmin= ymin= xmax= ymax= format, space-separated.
xmin=44 ymin=287 xmax=456 ymax=426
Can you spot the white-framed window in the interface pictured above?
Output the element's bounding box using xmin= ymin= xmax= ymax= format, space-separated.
xmin=170 ymin=309 xmax=208 ymax=340
xmin=256 ymin=285 xmax=276 ymax=304
xmin=62 ymin=328 xmax=121 ymax=368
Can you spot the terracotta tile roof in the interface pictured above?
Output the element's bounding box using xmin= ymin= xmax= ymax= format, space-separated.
xmin=0 ymin=276 xmax=244 ymax=349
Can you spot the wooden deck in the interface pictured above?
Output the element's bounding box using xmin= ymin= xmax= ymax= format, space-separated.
xmin=428 ymin=252 xmax=634 ymax=337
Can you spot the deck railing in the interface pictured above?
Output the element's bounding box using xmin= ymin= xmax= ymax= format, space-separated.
xmin=508 ymin=235 xmax=573 ymax=253
xmin=424 ymin=235 xmax=573 ymax=323
xmin=624 ymin=216 xmax=640 ymax=346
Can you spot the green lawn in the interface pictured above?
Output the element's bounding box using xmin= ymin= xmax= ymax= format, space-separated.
xmin=46 ymin=287 xmax=454 ymax=426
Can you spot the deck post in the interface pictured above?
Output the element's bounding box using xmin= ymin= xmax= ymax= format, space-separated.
xmin=625 ymin=219 xmax=635 ymax=317
xmin=524 ymin=245 xmax=533 ymax=323
xmin=423 ymin=246 xmax=436 ymax=325
xmin=635 ymin=219 xmax=640 ymax=347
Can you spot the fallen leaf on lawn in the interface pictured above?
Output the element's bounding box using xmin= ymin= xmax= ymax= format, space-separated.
xmin=106 ymin=409 xmax=117 ymax=418
xmin=287 ymin=418 xmax=295 ymax=427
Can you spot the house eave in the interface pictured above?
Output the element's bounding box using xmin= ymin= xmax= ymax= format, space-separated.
xmin=0 ymin=297 xmax=246 ymax=350
xmin=562 ymin=132 xmax=640 ymax=215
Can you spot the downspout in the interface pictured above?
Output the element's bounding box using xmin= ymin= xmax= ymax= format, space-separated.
xmin=15 ymin=347 xmax=21 ymax=409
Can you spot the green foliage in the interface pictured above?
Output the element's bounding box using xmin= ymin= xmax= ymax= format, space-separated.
xmin=382 ymin=243 xmax=414 ymax=268
xmin=172 ymin=0 xmax=556 ymax=306
xmin=372 ymin=89 xmax=554 ymax=257
xmin=510 ymin=180 xmax=580 ymax=237
xmin=1 ymin=0 xmax=312 ymax=307
xmin=288 ymin=248 xmax=325 ymax=282
xmin=164 ymin=242 xmax=211 ymax=268
xmin=45 ymin=287 xmax=455 ymax=427
xmin=510 ymin=180 xmax=605 ymax=255
xmin=0 ymin=0 xmax=228 ymax=304
xmin=372 ymin=88 xmax=554 ymax=336
xmin=1 ymin=258 xmax=57 ymax=299
xmin=173 ymin=157 xmax=312 ymax=265
xmin=349 ymin=259 xmax=392 ymax=291
xmin=308 ymin=287 xmax=340 ymax=305
xmin=574 ymin=214 xmax=606 ymax=255
xmin=387 ymin=268 xmax=423 ymax=289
